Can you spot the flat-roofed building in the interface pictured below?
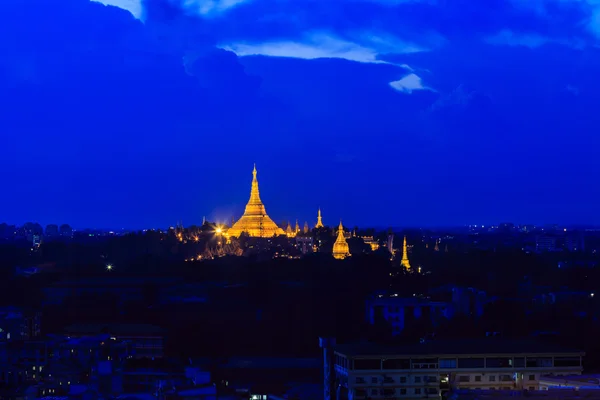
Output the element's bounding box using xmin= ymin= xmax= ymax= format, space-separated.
xmin=540 ymin=374 xmax=600 ymax=390
xmin=323 ymin=339 xmax=584 ymax=400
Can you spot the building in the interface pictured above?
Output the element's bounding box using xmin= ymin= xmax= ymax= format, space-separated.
xmin=323 ymin=339 xmax=584 ymax=400
xmin=536 ymin=235 xmax=557 ymax=252
xmin=539 ymin=374 xmax=600 ymax=390
xmin=296 ymin=236 xmax=314 ymax=255
xmin=360 ymin=236 xmax=379 ymax=251
xmin=45 ymin=224 xmax=59 ymax=237
xmin=400 ymin=236 xmax=412 ymax=270
xmin=64 ymin=323 xmax=165 ymax=359
xmin=227 ymin=165 xmax=285 ymax=238
xmin=366 ymin=295 xmax=452 ymax=336
xmin=0 ymin=307 xmax=41 ymax=341
xmin=333 ymin=221 xmax=350 ymax=260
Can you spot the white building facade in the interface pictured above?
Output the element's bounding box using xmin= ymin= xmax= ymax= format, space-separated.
xmin=329 ymin=340 xmax=584 ymax=399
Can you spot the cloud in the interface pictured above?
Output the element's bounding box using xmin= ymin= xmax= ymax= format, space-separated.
xmin=485 ymin=29 xmax=554 ymax=48
xmin=183 ymin=0 xmax=251 ymax=16
xmin=94 ymin=0 xmax=143 ymax=18
xmin=389 ymin=73 xmax=432 ymax=94
xmin=485 ymin=29 xmax=585 ymax=49
xmin=220 ymin=32 xmax=424 ymax=64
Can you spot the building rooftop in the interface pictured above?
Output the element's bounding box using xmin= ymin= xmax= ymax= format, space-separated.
xmin=65 ymin=323 xmax=165 ymax=335
xmin=334 ymin=339 xmax=583 ymax=358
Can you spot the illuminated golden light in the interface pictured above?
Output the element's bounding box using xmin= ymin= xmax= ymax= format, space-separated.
xmin=227 ymin=164 xmax=285 ymax=238
xmin=315 ymin=208 xmax=324 ymax=228
xmin=332 ymin=220 xmax=350 ymax=260
xmin=216 ymin=227 xmax=222 ymax=234
xmin=286 ymin=221 xmax=296 ymax=238
xmin=106 ymin=264 xmax=113 ymax=271
xmin=400 ymin=235 xmax=412 ymax=270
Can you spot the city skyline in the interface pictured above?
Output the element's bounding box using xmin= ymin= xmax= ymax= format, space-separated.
xmin=2 ymin=0 xmax=600 ymax=228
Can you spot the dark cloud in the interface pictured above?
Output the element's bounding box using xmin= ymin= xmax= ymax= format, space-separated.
xmin=204 ymin=0 xmax=597 ymax=48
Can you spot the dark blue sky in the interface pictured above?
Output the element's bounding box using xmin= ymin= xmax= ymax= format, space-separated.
xmin=1 ymin=0 xmax=599 ymax=229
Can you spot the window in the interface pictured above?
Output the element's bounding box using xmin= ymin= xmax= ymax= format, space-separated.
xmin=415 ymin=388 xmax=422 ymax=394
xmin=355 ymin=377 xmax=366 ymax=384
xmin=383 ymin=376 xmax=394 ymax=384
xmin=356 ymin=389 xmax=367 ymax=397
xmin=414 ymin=376 xmax=422 ymax=383
xmin=458 ymin=358 xmax=485 ymax=368
xmin=383 ymin=358 xmax=410 ymax=370
xmin=425 ymin=376 xmax=437 ymax=383
xmin=383 ymin=389 xmax=395 ymax=396
xmin=514 ymin=357 xmax=525 ymax=367
xmin=371 ymin=389 xmax=378 ymax=396
xmin=400 ymin=377 xmax=407 ymax=383
xmin=400 ymin=389 xmax=407 ymax=395
xmin=427 ymin=388 xmax=438 ymax=394
xmin=458 ymin=376 xmax=470 ymax=382
xmin=489 ymin=376 xmax=496 ymax=382
xmin=439 ymin=358 xmax=457 ymax=368
xmin=354 ymin=359 xmax=381 ymax=370
xmin=486 ymin=358 xmax=512 ymax=368
xmin=412 ymin=358 xmax=438 ymax=369
xmin=529 ymin=387 xmax=536 ymax=391
xmin=500 ymin=375 xmax=512 ymax=382
xmin=528 ymin=375 xmax=536 ymax=381
xmin=475 ymin=376 xmax=482 ymax=382
xmin=371 ymin=377 xmax=378 ymax=384
xmin=554 ymin=357 xmax=580 ymax=367
xmin=526 ymin=358 xmax=552 ymax=368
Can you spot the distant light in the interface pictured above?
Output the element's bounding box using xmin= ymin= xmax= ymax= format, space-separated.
xmin=216 ymin=227 xmax=223 ymax=234
xmin=591 ymin=293 xmax=595 ymax=298
xmin=106 ymin=264 xmax=113 ymax=271
xmin=564 ymin=228 xmax=567 ymax=232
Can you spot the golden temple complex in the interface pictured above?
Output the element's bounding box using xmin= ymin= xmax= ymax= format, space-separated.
xmin=227 ymin=165 xmax=285 ymax=238
xmin=332 ymin=220 xmax=350 ymax=260
xmin=315 ymin=208 xmax=324 ymax=228
xmin=400 ymin=235 xmax=412 ymax=270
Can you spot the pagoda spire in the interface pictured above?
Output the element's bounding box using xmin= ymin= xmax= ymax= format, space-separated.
xmin=315 ymin=208 xmax=324 ymax=228
xmin=303 ymin=221 xmax=309 ymax=234
xmin=400 ymin=235 xmax=412 ymax=270
xmin=295 ymin=219 xmax=300 ymax=233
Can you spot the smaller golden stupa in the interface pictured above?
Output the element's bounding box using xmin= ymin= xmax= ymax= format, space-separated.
xmin=400 ymin=235 xmax=412 ymax=270
xmin=332 ymin=220 xmax=350 ymax=260
xmin=315 ymin=208 xmax=324 ymax=228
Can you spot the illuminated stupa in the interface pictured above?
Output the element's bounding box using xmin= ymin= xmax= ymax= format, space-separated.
xmin=227 ymin=165 xmax=285 ymax=238
xmin=315 ymin=208 xmax=324 ymax=228
xmin=400 ymin=235 xmax=412 ymax=270
xmin=332 ymin=220 xmax=350 ymax=260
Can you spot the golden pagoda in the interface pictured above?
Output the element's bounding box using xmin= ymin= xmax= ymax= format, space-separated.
xmin=227 ymin=164 xmax=285 ymax=238
xmin=295 ymin=220 xmax=300 ymax=234
xmin=332 ymin=220 xmax=350 ymax=260
xmin=400 ymin=235 xmax=412 ymax=270
xmin=315 ymin=208 xmax=324 ymax=228
xmin=286 ymin=221 xmax=295 ymax=238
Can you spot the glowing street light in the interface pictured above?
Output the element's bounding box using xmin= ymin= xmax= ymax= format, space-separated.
xmin=106 ymin=264 xmax=113 ymax=271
